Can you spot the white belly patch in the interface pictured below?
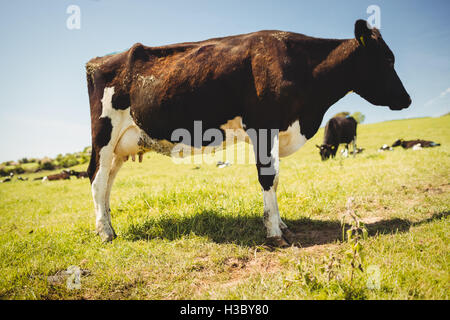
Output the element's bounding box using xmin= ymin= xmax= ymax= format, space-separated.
xmin=220 ymin=117 xmax=307 ymax=158
xmin=278 ymin=120 xmax=307 ymax=157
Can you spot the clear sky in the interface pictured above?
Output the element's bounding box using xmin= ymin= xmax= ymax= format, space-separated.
xmin=0 ymin=0 xmax=449 ymax=162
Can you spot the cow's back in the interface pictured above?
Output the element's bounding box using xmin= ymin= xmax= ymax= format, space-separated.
xmin=128 ymin=37 xmax=256 ymax=140
xmin=86 ymin=30 xmax=313 ymax=143
xmin=323 ymin=116 xmax=357 ymax=145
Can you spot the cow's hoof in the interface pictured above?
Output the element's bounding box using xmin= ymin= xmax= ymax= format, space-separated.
xmin=100 ymin=230 xmax=116 ymax=242
xmin=96 ymin=224 xmax=117 ymax=243
xmin=266 ymin=236 xmax=290 ymax=248
xmin=111 ymin=227 xmax=117 ymax=239
xmin=281 ymin=227 xmax=297 ymax=245
xmin=108 ymin=221 xmax=117 ymax=239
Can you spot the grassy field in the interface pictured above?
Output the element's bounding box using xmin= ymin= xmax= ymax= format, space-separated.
xmin=0 ymin=115 xmax=449 ymax=300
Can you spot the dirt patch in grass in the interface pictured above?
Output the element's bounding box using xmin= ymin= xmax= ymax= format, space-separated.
xmin=196 ymin=251 xmax=282 ymax=297
xmin=422 ymin=182 xmax=449 ymax=195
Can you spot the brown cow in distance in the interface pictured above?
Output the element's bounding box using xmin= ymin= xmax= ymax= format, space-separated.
xmin=42 ymin=170 xmax=71 ymax=182
xmin=69 ymin=170 xmax=89 ymax=179
xmin=86 ymin=20 xmax=411 ymax=246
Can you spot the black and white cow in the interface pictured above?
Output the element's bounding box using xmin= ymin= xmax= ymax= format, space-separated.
xmin=316 ymin=116 xmax=358 ymax=161
xmin=86 ymin=20 xmax=411 ymax=246
xmin=392 ymin=139 xmax=440 ymax=149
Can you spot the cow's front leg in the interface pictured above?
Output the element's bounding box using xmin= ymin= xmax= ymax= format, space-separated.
xmin=250 ymin=129 xmax=291 ymax=247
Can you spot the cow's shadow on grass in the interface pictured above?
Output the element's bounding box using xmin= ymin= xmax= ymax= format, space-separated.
xmin=123 ymin=210 xmax=449 ymax=248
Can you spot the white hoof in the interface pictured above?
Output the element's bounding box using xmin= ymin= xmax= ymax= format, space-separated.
xmin=96 ymin=221 xmax=116 ymax=242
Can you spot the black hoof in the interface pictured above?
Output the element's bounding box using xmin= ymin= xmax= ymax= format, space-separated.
xmin=266 ymin=236 xmax=290 ymax=248
xmin=281 ymin=228 xmax=297 ymax=245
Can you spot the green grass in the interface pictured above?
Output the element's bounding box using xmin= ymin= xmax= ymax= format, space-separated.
xmin=0 ymin=115 xmax=449 ymax=299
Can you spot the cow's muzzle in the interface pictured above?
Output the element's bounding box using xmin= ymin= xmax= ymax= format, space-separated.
xmin=389 ymin=96 xmax=412 ymax=110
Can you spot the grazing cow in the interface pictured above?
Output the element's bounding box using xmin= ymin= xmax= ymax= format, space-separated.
xmin=316 ymin=116 xmax=358 ymax=160
xmin=392 ymin=139 xmax=440 ymax=149
xmin=86 ymin=20 xmax=411 ymax=245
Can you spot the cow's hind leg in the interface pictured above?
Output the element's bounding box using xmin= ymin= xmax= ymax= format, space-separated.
xmin=103 ymin=155 xmax=124 ymax=237
xmin=91 ymin=145 xmax=117 ymax=242
xmin=90 ymin=86 xmax=135 ymax=242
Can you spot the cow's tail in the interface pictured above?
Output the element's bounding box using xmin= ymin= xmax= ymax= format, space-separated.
xmin=85 ymin=59 xmax=108 ymax=184
xmin=87 ymin=146 xmax=97 ymax=183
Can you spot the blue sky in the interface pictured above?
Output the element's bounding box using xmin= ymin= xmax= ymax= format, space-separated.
xmin=0 ymin=0 xmax=449 ymax=162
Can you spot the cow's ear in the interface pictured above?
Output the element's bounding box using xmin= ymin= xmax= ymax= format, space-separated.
xmin=354 ymin=19 xmax=372 ymax=47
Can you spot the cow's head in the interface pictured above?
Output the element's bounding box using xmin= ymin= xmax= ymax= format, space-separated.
xmin=353 ymin=20 xmax=411 ymax=110
xmin=316 ymin=144 xmax=336 ymax=161
xmin=392 ymin=139 xmax=403 ymax=147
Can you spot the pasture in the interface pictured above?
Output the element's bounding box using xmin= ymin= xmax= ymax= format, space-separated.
xmin=0 ymin=115 xmax=448 ymax=299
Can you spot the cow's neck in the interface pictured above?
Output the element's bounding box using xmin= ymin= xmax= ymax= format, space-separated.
xmin=290 ymin=38 xmax=360 ymax=138
xmin=308 ymin=38 xmax=360 ymax=110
